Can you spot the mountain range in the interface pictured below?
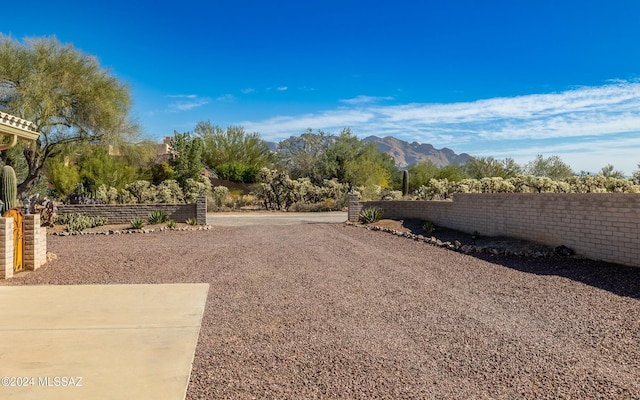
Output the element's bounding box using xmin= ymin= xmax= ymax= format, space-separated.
xmin=363 ymin=136 xmax=471 ymax=168
xmin=268 ymin=135 xmax=471 ymax=168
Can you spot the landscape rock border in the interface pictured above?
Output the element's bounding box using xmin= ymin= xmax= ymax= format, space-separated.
xmin=345 ymin=221 xmax=575 ymax=259
xmin=49 ymin=225 xmax=213 ymax=236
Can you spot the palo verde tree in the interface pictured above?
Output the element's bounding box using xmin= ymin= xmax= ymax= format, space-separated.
xmin=195 ymin=121 xmax=272 ymax=182
xmin=320 ymin=128 xmax=395 ymax=188
xmin=276 ymin=129 xmax=336 ymax=182
xmin=463 ymin=156 xmax=522 ymax=179
xmin=0 ymin=36 xmax=135 ymax=196
xmin=599 ymin=163 xmax=625 ymax=179
xmin=523 ymin=154 xmax=574 ymax=180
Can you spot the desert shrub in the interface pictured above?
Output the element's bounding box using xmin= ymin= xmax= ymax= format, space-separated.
xmin=211 ymin=186 xmax=230 ymax=208
xmin=232 ymin=193 xmax=259 ymax=209
xmin=65 ymin=192 xmax=99 ymax=204
xmin=359 ymin=207 xmax=383 ymax=224
xmin=381 ymin=190 xmax=403 ymax=200
xmin=356 ymin=185 xmax=383 ymax=201
xmin=184 ymin=178 xmax=211 ymax=203
xmin=116 ymin=190 xmax=134 ymax=204
xmin=321 ymin=179 xmax=348 ymax=199
xmin=166 ymin=219 xmax=176 ymax=229
xmin=56 ymin=213 xmax=108 ymax=232
xmin=148 ymin=210 xmax=168 ymax=224
xmin=156 ymin=180 xmax=184 ymax=203
xmin=411 ymin=174 xmax=640 ymax=197
xmin=130 ymin=218 xmax=145 ymax=229
xmin=290 ymin=198 xmax=340 ymax=212
xmin=605 ymin=177 xmax=640 ymax=193
xmin=123 ymin=180 xmax=156 ymax=203
xmin=94 ymin=185 xmax=119 ymax=204
xmin=252 ymin=168 xmax=291 ymax=210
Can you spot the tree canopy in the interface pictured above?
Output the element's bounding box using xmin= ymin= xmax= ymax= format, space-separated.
xmin=523 ymin=154 xmax=574 ymax=180
xmin=0 ymin=36 xmax=135 ymax=194
xmin=276 ymin=128 xmax=396 ymax=189
xmin=195 ymin=121 xmax=272 ymax=183
xmin=463 ymin=156 xmax=522 ymax=179
xmin=276 ymin=129 xmax=335 ymax=182
xmin=169 ymin=131 xmax=204 ymax=189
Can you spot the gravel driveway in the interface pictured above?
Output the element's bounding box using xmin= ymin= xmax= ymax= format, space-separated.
xmin=4 ymin=223 xmax=640 ymax=399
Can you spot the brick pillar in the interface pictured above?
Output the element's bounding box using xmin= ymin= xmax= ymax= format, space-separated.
xmin=39 ymin=222 xmax=47 ymax=268
xmin=0 ymin=217 xmax=14 ymax=279
xmin=24 ymin=214 xmax=46 ymax=271
xmin=196 ymin=196 xmax=207 ymax=225
xmin=347 ymin=194 xmax=362 ymax=222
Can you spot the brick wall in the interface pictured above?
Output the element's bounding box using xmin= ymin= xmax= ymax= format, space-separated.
xmin=351 ymin=193 xmax=640 ymax=268
xmin=0 ymin=214 xmax=47 ymax=279
xmin=57 ymin=196 xmax=207 ymax=224
xmin=24 ymin=214 xmax=47 ymax=271
xmin=0 ymin=217 xmax=13 ymax=279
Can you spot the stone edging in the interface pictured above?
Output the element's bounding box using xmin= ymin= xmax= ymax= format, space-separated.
xmin=344 ymin=221 xmax=575 ymax=259
xmin=49 ymin=225 xmax=214 ymax=236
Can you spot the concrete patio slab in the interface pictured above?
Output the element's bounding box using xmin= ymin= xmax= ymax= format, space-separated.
xmin=0 ymin=284 xmax=209 ymax=399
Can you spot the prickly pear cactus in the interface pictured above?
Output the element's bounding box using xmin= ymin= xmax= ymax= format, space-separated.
xmin=0 ymin=165 xmax=17 ymax=213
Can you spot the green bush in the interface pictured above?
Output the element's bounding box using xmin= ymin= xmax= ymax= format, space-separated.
xmin=359 ymin=207 xmax=383 ymax=224
xmin=148 ymin=210 xmax=168 ymax=224
xmin=166 ymin=219 xmax=176 ymax=229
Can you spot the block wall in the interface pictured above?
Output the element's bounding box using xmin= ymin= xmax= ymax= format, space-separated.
xmin=24 ymin=214 xmax=47 ymax=271
xmin=57 ymin=196 xmax=207 ymax=224
xmin=0 ymin=217 xmax=13 ymax=279
xmin=351 ymin=193 xmax=640 ymax=268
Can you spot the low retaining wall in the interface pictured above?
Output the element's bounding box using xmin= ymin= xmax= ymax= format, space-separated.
xmin=57 ymin=196 xmax=207 ymax=225
xmin=349 ymin=193 xmax=640 ymax=268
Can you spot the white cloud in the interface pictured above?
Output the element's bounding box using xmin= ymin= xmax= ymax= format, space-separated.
xmin=241 ymin=88 xmax=255 ymax=94
xmin=339 ymin=95 xmax=394 ymax=105
xmin=167 ymin=95 xmax=209 ymax=112
xmin=241 ymin=110 xmax=375 ymax=141
xmin=236 ymin=82 xmax=640 ymax=174
xmin=216 ymin=94 xmax=237 ymax=103
xmin=277 ymin=86 xmax=288 ymax=91
xmin=167 ymin=94 xmax=198 ymax=99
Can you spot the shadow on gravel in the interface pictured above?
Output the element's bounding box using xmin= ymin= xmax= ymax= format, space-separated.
xmin=476 ymin=254 xmax=640 ymax=300
xmin=396 ymin=219 xmax=640 ymax=300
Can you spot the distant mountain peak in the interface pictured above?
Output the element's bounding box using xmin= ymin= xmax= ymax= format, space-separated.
xmin=363 ymin=136 xmax=471 ymax=168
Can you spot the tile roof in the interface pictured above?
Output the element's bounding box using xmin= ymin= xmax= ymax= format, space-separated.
xmin=0 ymin=111 xmax=38 ymax=133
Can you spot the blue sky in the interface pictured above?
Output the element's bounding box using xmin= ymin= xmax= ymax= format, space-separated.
xmin=6 ymin=0 xmax=640 ymax=174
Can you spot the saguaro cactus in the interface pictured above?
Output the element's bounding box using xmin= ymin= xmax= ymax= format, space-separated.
xmin=0 ymin=165 xmax=17 ymax=213
xmin=402 ymin=170 xmax=409 ymax=196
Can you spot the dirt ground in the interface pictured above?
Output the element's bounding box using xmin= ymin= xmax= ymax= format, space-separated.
xmin=4 ymin=222 xmax=640 ymax=399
